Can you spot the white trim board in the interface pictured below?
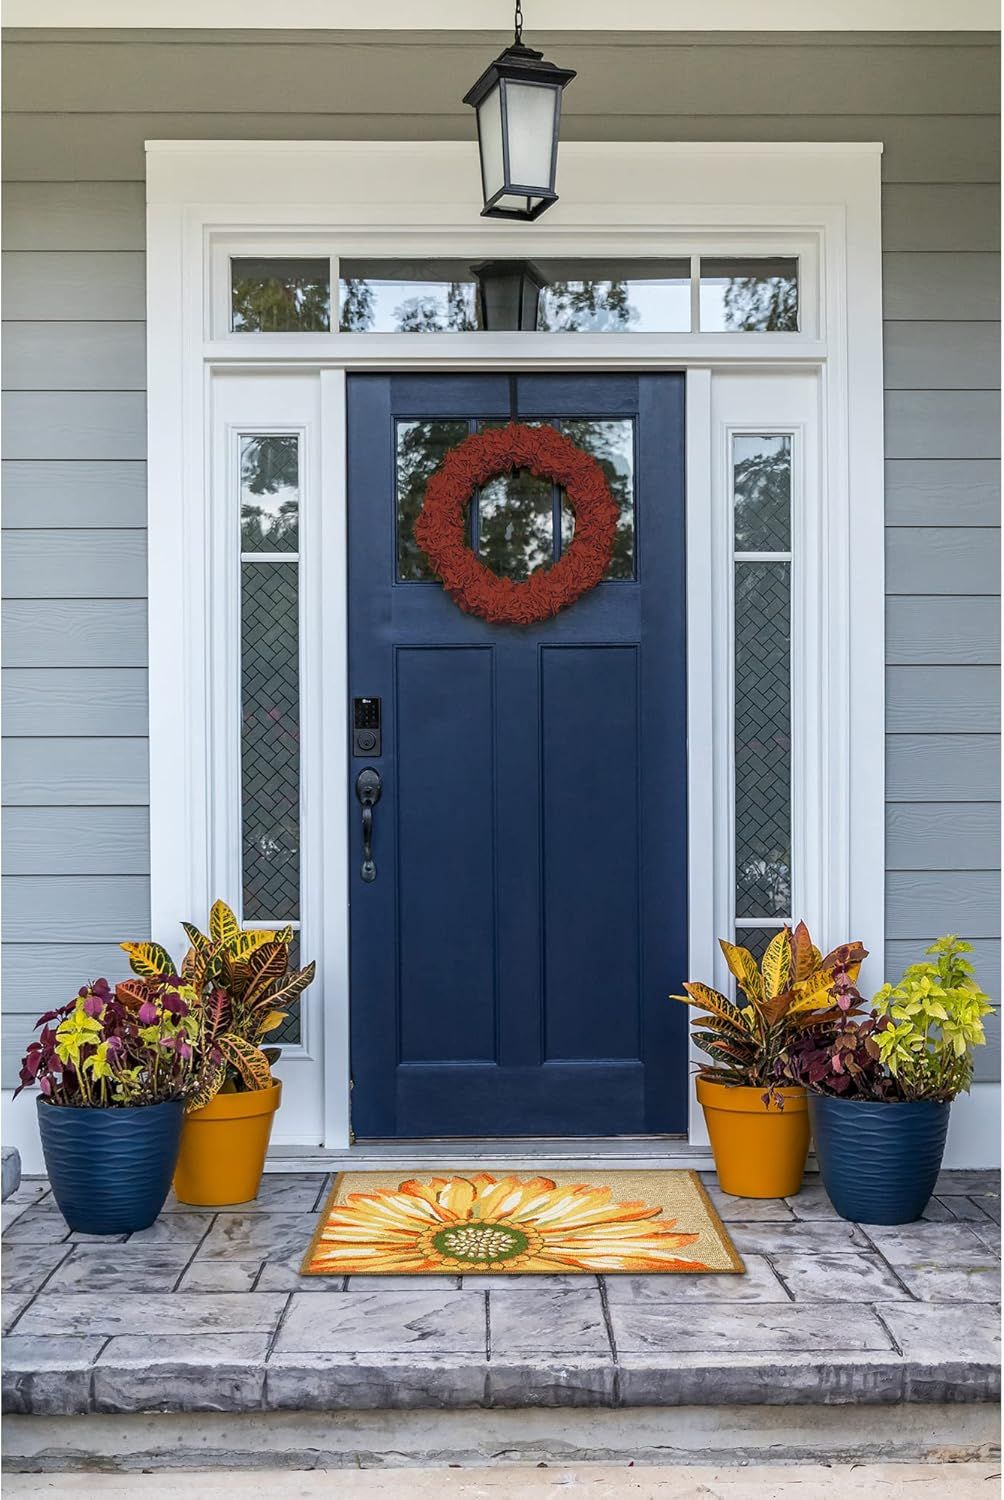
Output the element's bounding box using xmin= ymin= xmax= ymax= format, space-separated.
xmin=137 ymin=138 xmax=890 ymax=1158
xmin=8 ymin=2 xmax=999 ymax=29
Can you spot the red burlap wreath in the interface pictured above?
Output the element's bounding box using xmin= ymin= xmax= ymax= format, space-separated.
xmin=413 ymin=423 xmax=618 ymax=625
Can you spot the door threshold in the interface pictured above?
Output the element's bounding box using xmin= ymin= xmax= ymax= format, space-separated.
xmin=266 ymin=1136 xmax=717 ymax=1173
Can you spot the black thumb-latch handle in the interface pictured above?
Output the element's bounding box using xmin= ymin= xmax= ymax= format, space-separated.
xmin=355 ymin=768 xmax=382 ymax=882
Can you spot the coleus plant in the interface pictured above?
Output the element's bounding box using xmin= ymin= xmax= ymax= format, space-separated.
xmin=672 ymin=922 xmax=868 ymax=1099
xmin=15 ymin=977 xmax=199 ymax=1107
xmin=121 ymin=899 xmax=316 ymax=1110
xmin=780 ymin=935 xmax=993 ymax=1103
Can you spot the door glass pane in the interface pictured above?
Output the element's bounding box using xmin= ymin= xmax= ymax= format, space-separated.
xmin=733 ymin=434 xmax=791 ymax=552
xmin=700 ymin=257 xmax=798 ymax=332
xmin=231 ymin=257 xmax=331 ymax=333
xmin=396 ymin=420 xmax=470 ymax=580
xmin=240 ymin=435 xmax=299 ymax=552
xmin=734 ymin=561 xmax=791 ymax=918
xmin=241 ymin=563 xmax=300 ymax=924
xmin=559 ymin=419 xmax=635 ymax=579
xmin=477 ymin=467 xmax=555 ymax=580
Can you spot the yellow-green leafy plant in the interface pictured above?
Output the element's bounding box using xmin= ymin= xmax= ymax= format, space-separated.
xmin=870 ymin=935 xmax=993 ymax=1100
xmin=672 ymin=922 xmax=868 ymax=1095
xmin=121 ymin=900 xmax=316 ymax=1111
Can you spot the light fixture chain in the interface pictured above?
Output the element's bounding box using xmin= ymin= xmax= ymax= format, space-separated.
xmin=514 ymin=0 xmax=523 ymax=44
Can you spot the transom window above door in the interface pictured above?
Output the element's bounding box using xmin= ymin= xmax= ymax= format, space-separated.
xmin=227 ymin=254 xmax=802 ymax=335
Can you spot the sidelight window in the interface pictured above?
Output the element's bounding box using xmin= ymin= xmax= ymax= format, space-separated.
xmin=731 ymin=434 xmax=793 ymax=961
xmin=239 ymin=433 xmax=303 ymax=1043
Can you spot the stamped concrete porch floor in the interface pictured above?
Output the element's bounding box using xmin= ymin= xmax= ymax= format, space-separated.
xmin=2 ymin=1170 xmax=1000 ymax=1418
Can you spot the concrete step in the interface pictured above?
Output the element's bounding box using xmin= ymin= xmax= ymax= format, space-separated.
xmin=3 ymin=1404 xmax=1001 ymax=1474
xmin=3 ymin=1462 xmax=1002 ymax=1495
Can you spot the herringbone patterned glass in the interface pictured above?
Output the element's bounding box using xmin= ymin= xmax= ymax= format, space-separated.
xmin=734 ymin=560 xmax=791 ymax=918
xmin=241 ymin=563 xmax=300 ymax=925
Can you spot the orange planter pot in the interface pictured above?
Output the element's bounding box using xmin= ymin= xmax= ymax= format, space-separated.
xmin=173 ymin=1080 xmax=282 ymax=1206
xmin=697 ymin=1077 xmax=809 ymax=1199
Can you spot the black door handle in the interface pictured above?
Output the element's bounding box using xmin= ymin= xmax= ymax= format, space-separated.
xmin=355 ymin=768 xmax=382 ymax=882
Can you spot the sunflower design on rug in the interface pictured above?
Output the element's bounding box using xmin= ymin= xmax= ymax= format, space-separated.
xmin=304 ymin=1173 xmax=717 ymax=1275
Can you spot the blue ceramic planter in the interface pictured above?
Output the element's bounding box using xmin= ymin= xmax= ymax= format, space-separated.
xmin=808 ymin=1094 xmax=950 ymax=1224
xmin=37 ymin=1097 xmax=184 ymax=1235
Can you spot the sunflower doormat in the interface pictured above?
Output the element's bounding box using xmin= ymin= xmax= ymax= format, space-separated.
xmin=301 ymin=1169 xmax=743 ymax=1276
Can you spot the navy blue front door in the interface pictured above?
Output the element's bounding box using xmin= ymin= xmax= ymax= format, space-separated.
xmin=348 ymin=373 xmax=687 ymax=1137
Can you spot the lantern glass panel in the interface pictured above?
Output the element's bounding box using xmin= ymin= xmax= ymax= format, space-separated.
xmin=503 ymin=80 xmax=558 ymax=191
xmin=477 ymin=83 xmax=506 ymax=203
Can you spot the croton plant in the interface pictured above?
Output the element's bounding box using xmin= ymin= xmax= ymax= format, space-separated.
xmin=121 ymin=900 xmax=316 ymax=1109
xmin=672 ymin=922 xmax=868 ymax=1100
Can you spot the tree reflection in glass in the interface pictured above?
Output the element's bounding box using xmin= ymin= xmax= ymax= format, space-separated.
xmin=240 ymin=435 xmax=299 ymax=553
xmin=560 ymin=419 xmax=635 ymax=579
xmin=231 ymin=259 xmax=330 ymax=333
xmin=733 ymin=435 xmax=791 ymax=553
xmin=397 ymin=420 xmax=470 ymax=579
xmin=538 ymin=281 xmax=638 ymax=332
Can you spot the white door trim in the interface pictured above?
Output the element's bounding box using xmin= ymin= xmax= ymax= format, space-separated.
xmin=144 ymin=139 xmax=885 ymax=1151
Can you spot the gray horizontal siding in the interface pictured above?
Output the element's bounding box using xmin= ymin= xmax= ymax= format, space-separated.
xmin=3 ymin=738 xmax=149 ymax=806
xmin=886 ymin=803 xmax=999 ymax=871
xmin=3 ymin=806 xmax=149 ymax=874
xmin=2 ymin=461 xmax=147 ymax=528
xmin=885 ymin=461 xmax=1000 ymax=526
xmin=2 ymin=182 xmax=146 ymax=249
xmin=2 ymin=322 xmax=146 ymax=390
xmin=883 ymin=254 xmax=1001 ymax=322
xmin=882 ymin=185 xmax=1000 ymax=252
xmin=1 ymin=393 xmax=146 ymax=460
xmin=3 ymin=531 xmax=147 ymax=597
xmin=886 ymin=529 xmax=1000 ymax=596
xmin=3 ymin=601 xmax=148 ymax=667
xmin=887 ymin=736 xmax=1001 ymax=803
xmin=886 ymin=598 xmax=1000 ymax=665
xmin=1 ymin=27 xmax=999 ymax=1087
xmin=2 ymin=668 xmax=149 ymax=736
xmin=885 ymin=392 xmax=1000 ymax=460
xmin=887 ymin=871 xmax=1000 ymax=938
xmin=2 ymin=875 xmax=150 ymax=942
xmin=3 ymin=252 xmax=146 ymax=320
xmin=883 ymin=323 xmax=1001 ymax=392
xmin=886 ymin=666 xmax=1000 ymax=733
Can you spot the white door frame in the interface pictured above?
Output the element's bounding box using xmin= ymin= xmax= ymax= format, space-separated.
xmin=142 ymin=140 xmax=886 ymax=1152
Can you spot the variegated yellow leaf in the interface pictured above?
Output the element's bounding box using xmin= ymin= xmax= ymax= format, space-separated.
xmin=208 ymin=899 xmax=241 ymax=948
xmin=761 ymin=928 xmax=792 ymax=1000
xmin=681 ymin=981 xmax=748 ymax=1032
xmin=218 ymin=1033 xmax=274 ymax=1091
xmin=256 ymin=1009 xmax=288 ymax=1038
xmin=119 ymin=940 xmax=175 ymax=978
xmin=718 ymin=939 xmax=763 ymax=1003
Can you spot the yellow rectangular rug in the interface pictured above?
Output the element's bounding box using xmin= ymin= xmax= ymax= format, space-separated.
xmin=302 ymin=1169 xmax=744 ymax=1277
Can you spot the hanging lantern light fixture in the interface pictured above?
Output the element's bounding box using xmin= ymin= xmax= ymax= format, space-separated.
xmin=463 ymin=1 xmax=576 ymax=222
